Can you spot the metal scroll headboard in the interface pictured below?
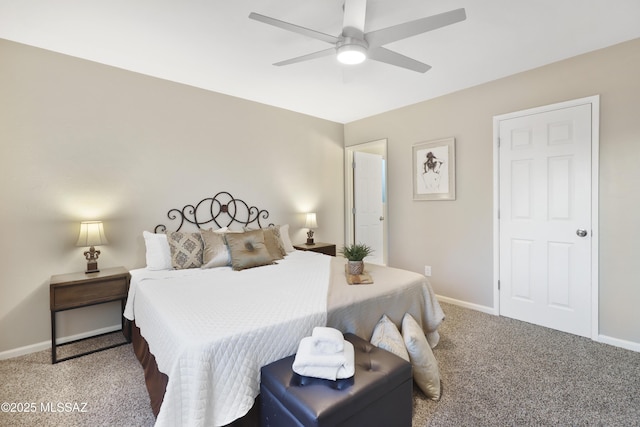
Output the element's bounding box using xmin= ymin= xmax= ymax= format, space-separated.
xmin=154 ymin=191 xmax=270 ymax=233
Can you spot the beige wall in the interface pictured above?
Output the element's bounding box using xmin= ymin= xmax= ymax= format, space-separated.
xmin=2 ymin=35 xmax=639 ymax=356
xmin=345 ymin=38 xmax=640 ymax=346
xmin=0 ymin=39 xmax=344 ymax=355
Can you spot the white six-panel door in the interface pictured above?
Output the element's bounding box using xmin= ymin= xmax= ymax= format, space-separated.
xmin=498 ymin=102 xmax=594 ymax=338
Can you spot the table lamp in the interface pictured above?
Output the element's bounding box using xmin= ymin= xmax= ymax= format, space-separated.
xmin=305 ymin=213 xmax=318 ymax=245
xmin=76 ymin=221 xmax=108 ymax=273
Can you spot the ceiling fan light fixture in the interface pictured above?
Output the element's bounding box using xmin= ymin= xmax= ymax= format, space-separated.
xmin=250 ymin=4 xmax=467 ymax=73
xmin=336 ymin=38 xmax=368 ymax=65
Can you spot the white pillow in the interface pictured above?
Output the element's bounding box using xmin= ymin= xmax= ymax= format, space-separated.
xmin=370 ymin=315 xmax=410 ymax=362
xmin=279 ymin=224 xmax=295 ymax=253
xmin=402 ymin=313 xmax=441 ymax=400
xmin=143 ymin=231 xmax=172 ymax=270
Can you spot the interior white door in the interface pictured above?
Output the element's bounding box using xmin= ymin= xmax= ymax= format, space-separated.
xmin=354 ymin=151 xmax=384 ymax=265
xmin=498 ymin=103 xmax=593 ymax=337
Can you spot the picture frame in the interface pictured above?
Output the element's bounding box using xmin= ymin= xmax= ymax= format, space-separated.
xmin=412 ymin=137 xmax=456 ymax=201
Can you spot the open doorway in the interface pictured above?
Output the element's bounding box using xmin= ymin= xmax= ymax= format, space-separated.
xmin=344 ymin=139 xmax=388 ymax=265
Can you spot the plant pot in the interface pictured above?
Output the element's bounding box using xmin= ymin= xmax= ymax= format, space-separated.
xmin=347 ymin=260 xmax=364 ymax=275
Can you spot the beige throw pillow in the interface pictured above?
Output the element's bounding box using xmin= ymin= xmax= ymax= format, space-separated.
xmin=225 ymin=229 xmax=275 ymax=271
xmin=200 ymin=228 xmax=230 ymax=268
xmin=402 ymin=312 xmax=441 ymax=400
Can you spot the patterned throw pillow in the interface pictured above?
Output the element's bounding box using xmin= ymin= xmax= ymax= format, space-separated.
xmin=166 ymin=231 xmax=204 ymax=269
xmin=263 ymin=226 xmax=286 ymax=260
xmin=370 ymin=314 xmax=410 ymax=362
xmin=265 ymin=225 xmax=287 ymax=256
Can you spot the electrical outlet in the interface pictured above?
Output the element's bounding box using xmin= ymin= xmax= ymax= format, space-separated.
xmin=424 ymin=266 xmax=432 ymax=276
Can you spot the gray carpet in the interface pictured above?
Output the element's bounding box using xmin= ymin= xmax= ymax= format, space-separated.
xmin=1 ymin=302 xmax=639 ymax=426
xmin=0 ymin=333 xmax=155 ymax=427
xmin=416 ymin=303 xmax=640 ymax=426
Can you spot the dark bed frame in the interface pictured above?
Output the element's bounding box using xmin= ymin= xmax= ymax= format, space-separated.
xmin=135 ymin=191 xmax=271 ymax=426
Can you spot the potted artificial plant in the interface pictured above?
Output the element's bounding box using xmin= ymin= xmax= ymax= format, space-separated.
xmin=340 ymin=243 xmax=373 ymax=275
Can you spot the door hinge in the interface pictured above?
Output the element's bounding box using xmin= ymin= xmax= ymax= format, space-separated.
xmin=352 ymin=207 xmax=356 ymax=214
xmin=352 ymin=161 xmax=356 ymax=169
xmin=497 ymin=137 xmax=500 ymax=147
xmin=498 ymin=280 xmax=501 ymax=290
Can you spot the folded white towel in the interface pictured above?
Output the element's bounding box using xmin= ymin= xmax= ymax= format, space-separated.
xmin=292 ymin=339 xmax=355 ymax=381
xmin=311 ymin=326 xmax=344 ymax=354
xmin=294 ymin=337 xmax=346 ymax=369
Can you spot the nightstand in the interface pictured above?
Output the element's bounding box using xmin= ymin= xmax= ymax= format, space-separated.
xmin=50 ymin=266 xmax=131 ymax=364
xmin=293 ymin=242 xmax=337 ymax=256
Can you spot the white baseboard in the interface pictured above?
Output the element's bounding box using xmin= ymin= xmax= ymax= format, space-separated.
xmin=0 ymin=324 xmax=122 ymax=361
xmin=597 ymin=334 xmax=640 ymax=353
xmin=436 ymin=295 xmax=640 ymax=353
xmin=436 ymin=294 xmax=498 ymax=315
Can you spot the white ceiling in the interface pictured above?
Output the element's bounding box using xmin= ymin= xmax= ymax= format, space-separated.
xmin=1 ymin=0 xmax=639 ymax=123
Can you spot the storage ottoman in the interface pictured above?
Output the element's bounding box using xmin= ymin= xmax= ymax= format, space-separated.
xmin=260 ymin=333 xmax=412 ymax=427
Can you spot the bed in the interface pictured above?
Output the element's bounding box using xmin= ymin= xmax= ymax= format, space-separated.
xmin=124 ymin=192 xmax=444 ymax=427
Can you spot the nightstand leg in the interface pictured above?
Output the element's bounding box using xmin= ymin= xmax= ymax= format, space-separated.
xmin=121 ymin=299 xmax=131 ymax=343
xmin=51 ymin=311 xmax=57 ymax=364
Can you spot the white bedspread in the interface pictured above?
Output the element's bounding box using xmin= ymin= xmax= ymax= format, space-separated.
xmin=124 ymin=251 xmax=331 ymax=427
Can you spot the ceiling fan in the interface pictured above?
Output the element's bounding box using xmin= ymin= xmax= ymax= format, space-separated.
xmin=249 ymin=0 xmax=466 ymax=73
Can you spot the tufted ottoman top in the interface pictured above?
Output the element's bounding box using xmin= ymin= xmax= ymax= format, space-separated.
xmin=260 ymin=333 xmax=413 ymax=427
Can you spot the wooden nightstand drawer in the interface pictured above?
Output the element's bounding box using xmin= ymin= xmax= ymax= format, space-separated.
xmin=52 ymin=277 xmax=128 ymax=311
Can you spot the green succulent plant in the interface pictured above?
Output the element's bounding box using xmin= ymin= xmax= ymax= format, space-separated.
xmin=339 ymin=243 xmax=373 ymax=261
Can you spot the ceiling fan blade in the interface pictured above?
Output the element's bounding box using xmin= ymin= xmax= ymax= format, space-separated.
xmin=274 ymin=48 xmax=336 ymax=66
xmin=368 ymin=47 xmax=432 ymax=73
xmin=366 ymin=8 xmax=466 ymax=48
xmin=342 ymin=0 xmax=367 ymax=37
xmin=249 ymin=12 xmax=339 ymax=45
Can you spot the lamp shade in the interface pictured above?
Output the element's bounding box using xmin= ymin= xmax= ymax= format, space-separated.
xmin=305 ymin=213 xmax=318 ymax=229
xmin=76 ymin=221 xmax=108 ymax=247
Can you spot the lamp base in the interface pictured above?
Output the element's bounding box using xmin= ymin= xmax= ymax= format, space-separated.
xmin=306 ymin=229 xmax=315 ymax=245
xmin=84 ymin=246 xmax=101 ymax=274
xmin=85 ymin=260 xmax=100 ymax=274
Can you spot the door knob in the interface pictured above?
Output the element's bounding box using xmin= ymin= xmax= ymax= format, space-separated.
xmin=576 ymin=229 xmax=588 ymax=237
